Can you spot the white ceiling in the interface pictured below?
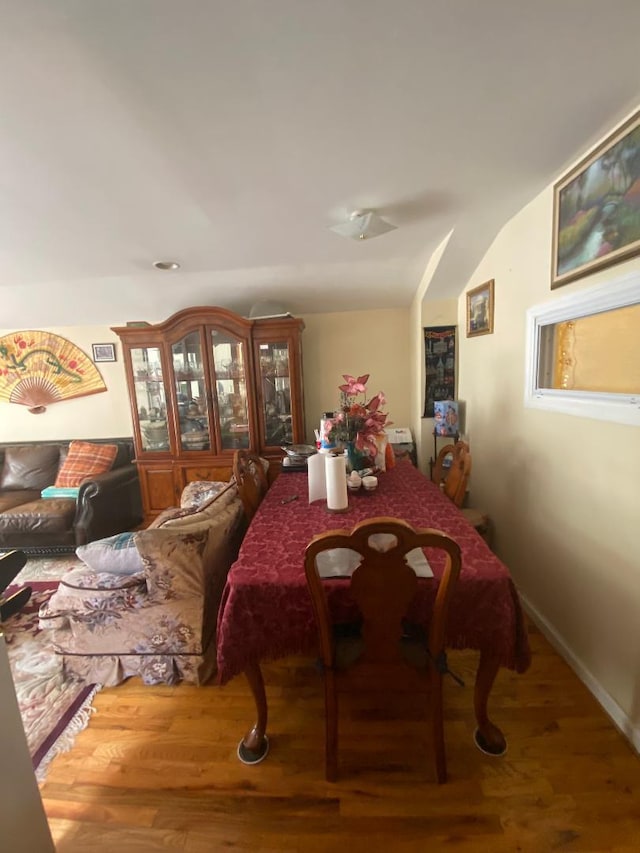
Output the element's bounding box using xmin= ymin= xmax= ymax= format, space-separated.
xmin=2 ymin=0 xmax=639 ymax=327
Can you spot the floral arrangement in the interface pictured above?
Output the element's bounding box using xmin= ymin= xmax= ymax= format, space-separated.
xmin=323 ymin=373 xmax=390 ymax=458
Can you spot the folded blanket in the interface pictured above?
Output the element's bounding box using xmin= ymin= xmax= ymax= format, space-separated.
xmin=40 ymin=486 xmax=80 ymax=499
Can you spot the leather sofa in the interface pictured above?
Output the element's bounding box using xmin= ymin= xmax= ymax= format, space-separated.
xmin=0 ymin=438 xmax=142 ymax=555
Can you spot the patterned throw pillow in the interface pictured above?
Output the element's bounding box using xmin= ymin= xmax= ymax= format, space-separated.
xmin=76 ymin=531 xmax=144 ymax=575
xmin=54 ymin=440 xmax=118 ymax=487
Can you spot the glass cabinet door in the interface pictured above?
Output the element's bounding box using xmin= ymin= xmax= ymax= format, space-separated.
xmin=131 ymin=346 xmax=170 ymax=452
xmin=172 ymin=331 xmax=211 ymax=452
xmin=210 ymin=328 xmax=250 ymax=451
xmin=256 ymin=341 xmax=293 ymax=447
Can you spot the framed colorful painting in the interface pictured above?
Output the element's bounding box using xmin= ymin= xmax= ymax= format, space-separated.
xmin=552 ymin=109 xmax=640 ymax=289
xmin=466 ymin=280 xmax=494 ymax=337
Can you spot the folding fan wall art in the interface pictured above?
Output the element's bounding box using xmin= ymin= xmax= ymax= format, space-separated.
xmin=0 ymin=331 xmax=107 ymax=414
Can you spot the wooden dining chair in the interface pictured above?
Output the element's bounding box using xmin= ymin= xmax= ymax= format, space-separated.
xmin=304 ymin=516 xmax=462 ymax=783
xmin=232 ymin=450 xmax=269 ymax=522
xmin=432 ymin=441 xmax=491 ymax=545
xmin=432 ymin=440 xmax=471 ymax=508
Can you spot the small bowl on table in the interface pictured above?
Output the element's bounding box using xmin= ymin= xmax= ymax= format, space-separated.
xmin=362 ymin=475 xmax=378 ymax=492
xmin=347 ymin=472 xmax=362 ymax=493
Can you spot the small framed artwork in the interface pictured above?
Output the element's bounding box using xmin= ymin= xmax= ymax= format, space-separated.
xmin=551 ymin=109 xmax=640 ymax=289
xmin=466 ymin=279 xmax=494 ymax=337
xmin=91 ymin=343 xmax=117 ymax=363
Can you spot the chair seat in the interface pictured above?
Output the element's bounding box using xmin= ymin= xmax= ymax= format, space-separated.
xmin=0 ymin=498 xmax=76 ymax=534
xmin=333 ymin=633 xmax=430 ymax=672
xmin=461 ymin=507 xmax=491 ymax=545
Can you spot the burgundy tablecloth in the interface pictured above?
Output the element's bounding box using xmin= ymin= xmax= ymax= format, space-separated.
xmin=216 ymin=462 xmax=531 ymax=684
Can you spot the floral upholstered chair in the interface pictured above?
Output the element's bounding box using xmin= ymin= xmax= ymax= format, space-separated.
xmin=39 ymin=481 xmax=245 ymax=686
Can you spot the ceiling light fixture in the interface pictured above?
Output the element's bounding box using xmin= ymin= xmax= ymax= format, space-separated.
xmin=152 ymin=260 xmax=181 ymax=270
xmin=329 ymin=209 xmax=397 ymax=241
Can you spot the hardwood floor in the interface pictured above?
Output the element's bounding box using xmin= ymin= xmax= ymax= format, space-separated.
xmin=40 ymin=622 xmax=640 ymax=852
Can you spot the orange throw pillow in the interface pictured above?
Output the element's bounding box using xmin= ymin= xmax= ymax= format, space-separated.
xmin=54 ymin=441 xmax=118 ymax=488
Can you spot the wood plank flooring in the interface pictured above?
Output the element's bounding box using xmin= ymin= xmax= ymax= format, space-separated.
xmin=39 ymin=622 xmax=640 ymax=852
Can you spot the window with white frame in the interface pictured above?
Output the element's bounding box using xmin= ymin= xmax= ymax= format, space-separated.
xmin=524 ymin=270 xmax=640 ymax=426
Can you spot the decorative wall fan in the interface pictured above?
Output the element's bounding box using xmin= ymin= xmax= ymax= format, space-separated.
xmin=0 ymin=331 xmax=107 ymax=414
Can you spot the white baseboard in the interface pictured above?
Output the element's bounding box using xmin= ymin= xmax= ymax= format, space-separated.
xmin=520 ymin=592 xmax=640 ymax=754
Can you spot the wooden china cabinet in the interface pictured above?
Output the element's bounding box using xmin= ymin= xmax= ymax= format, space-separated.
xmin=112 ymin=307 xmax=305 ymax=521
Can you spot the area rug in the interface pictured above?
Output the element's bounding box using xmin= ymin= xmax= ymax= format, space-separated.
xmin=16 ymin=553 xmax=83 ymax=583
xmin=3 ymin=576 xmax=100 ymax=781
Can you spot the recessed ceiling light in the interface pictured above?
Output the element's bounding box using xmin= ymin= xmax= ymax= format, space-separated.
xmin=152 ymin=260 xmax=181 ymax=270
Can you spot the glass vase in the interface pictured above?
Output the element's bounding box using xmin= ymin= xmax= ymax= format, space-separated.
xmin=346 ymin=440 xmax=373 ymax=474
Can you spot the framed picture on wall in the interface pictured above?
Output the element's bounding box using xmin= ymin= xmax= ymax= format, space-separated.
xmin=91 ymin=343 xmax=116 ymax=362
xmin=466 ymin=280 xmax=494 ymax=337
xmin=423 ymin=325 xmax=456 ymax=417
xmin=551 ymin=109 xmax=640 ymax=289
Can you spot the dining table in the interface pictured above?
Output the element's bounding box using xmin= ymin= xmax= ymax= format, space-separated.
xmin=216 ymin=460 xmax=531 ymax=764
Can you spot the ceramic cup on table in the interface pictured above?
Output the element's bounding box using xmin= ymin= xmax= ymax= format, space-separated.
xmin=362 ymin=475 xmax=378 ymax=492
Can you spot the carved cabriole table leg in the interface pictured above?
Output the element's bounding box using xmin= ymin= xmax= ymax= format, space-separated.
xmin=236 ymin=661 xmax=270 ymax=764
xmin=473 ymin=649 xmax=507 ymax=756
xmin=236 ymin=652 xmax=507 ymax=764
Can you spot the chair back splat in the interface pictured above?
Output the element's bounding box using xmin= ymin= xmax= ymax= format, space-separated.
xmin=232 ymin=451 xmax=269 ymax=523
xmin=304 ymin=515 xmax=462 ymax=783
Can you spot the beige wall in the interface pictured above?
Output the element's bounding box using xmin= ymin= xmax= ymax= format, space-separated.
xmin=300 ymin=309 xmax=411 ymax=444
xmin=457 ymin=183 xmax=640 ymax=747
